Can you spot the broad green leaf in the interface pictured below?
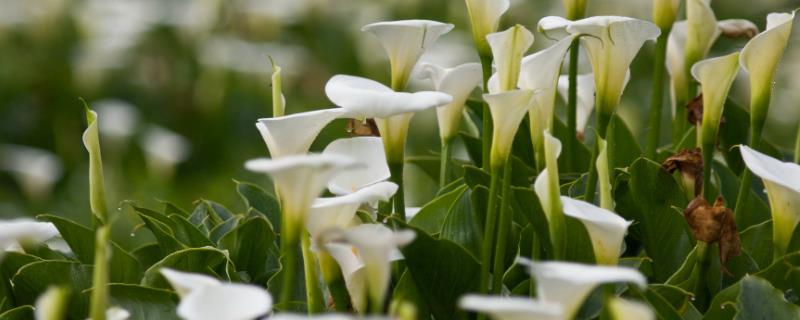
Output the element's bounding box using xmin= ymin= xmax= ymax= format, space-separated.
xmin=131 ymin=205 xmax=185 ymax=255
xmin=236 ymin=181 xmax=280 ymax=232
xmin=740 ymin=221 xmax=772 ymax=269
xmin=407 ymin=155 xmax=467 ymax=185
xmin=400 ymin=224 xmax=480 ymax=320
xmin=0 ymin=305 xmax=34 ymax=320
xmin=607 ymin=114 xmax=642 ymax=170
xmin=0 ymin=253 xmax=40 ymax=313
xmin=392 ymin=271 xmax=431 ymax=319
xmin=642 ymin=287 xmax=683 ymax=320
xmin=553 ymin=116 xmax=590 ymax=173
xmin=11 ymin=260 xmax=93 ymax=318
xmin=168 ymin=214 xmax=214 ymax=248
xmin=159 ymin=200 xmax=188 ymax=217
xmin=463 ymin=165 xmax=490 ymax=190
xmin=86 ymin=284 xmax=179 ymax=320
xmin=718 ymin=101 xmax=749 ymax=174
xmin=409 ymin=185 xmax=467 ymax=235
xmin=39 ymin=214 xmax=143 ymax=283
xmin=511 ymin=187 xmax=552 ymax=257
xmin=734 ymin=276 xmax=800 ymax=319
xmin=651 ymin=284 xmax=693 ymax=314
xmin=563 ymin=216 xmax=596 ymax=264
xmin=440 ymin=187 xmax=482 ymax=258
xmin=267 ymin=250 xmax=306 ymax=306
xmin=202 ymin=200 xmax=234 ymax=222
xmin=209 ymin=216 xmax=242 ymax=244
xmin=459 ymin=133 xmax=483 ymax=168
xmin=131 ymin=244 xmax=162 ymax=270
xmin=141 ymin=247 xmax=233 ymax=290
xmin=219 ymin=216 xmax=279 ymax=284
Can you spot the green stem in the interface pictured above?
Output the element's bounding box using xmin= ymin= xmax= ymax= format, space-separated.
xmin=796 ymin=125 xmax=800 ymax=164
xmin=479 ymin=167 xmax=502 ymax=294
xmin=491 ymin=162 xmax=513 ymax=294
xmin=584 ymin=112 xmax=612 ymax=203
xmin=565 ymin=39 xmax=580 ymax=172
xmin=733 ymin=129 xmax=762 ymax=221
xmin=90 ymin=226 xmax=110 ymax=320
xmin=440 ymin=139 xmax=453 ymax=189
xmin=672 ymin=98 xmax=688 ymax=144
xmin=480 ymin=53 xmax=493 ymax=169
xmin=646 ymin=31 xmax=670 ymax=159
xmin=280 ymin=233 xmax=299 ymax=304
xmin=301 ymin=231 xmax=324 ymax=313
xmin=319 ymin=252 xmax=350 ymax=312
xmin=691 ymin=242 xmax=712 ymax=310
xmin=389 ymin=162 xmax=406 ymax=221
xmin=701 ymin=142 xmax=715 ymax=202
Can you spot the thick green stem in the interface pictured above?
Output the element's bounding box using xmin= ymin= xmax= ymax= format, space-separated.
xmin=565 ymin=39 xmax=580 ymax=172
xmin=389 ymin=162 xmax=406 ymax=221
xmin=584 ymin=112 xmax=612 ymax=203
xmin=480 ymin=53 xmax=493 ymax=169
xmin=280 ymin=231 xmax=299 ymax=304
xmin=691 ymin=242 xmax=712 ymax=310
xmin=319 ymin=252 xmax=350 ymax=312
xmin=733 ymin=129 xmax=762 ymax=219
xmin=89 ymin=226 xmax=110 ymax=320
xmin=672 ymin=98 xmax=688 ymax=143
xmin=440 ymin=139 xmax=453 ymax=189
xmin=491 ymin=162 xmax=513 ymax=294
xmin=301 ymin=231 xmax=325 ymax=313
xmin=646 ymin=31 xmax=670 ymax=159
xmin=701 ymin=142 xmax=715 ymax=202
xmin=479 ymin=167 xmax=502 ymax=294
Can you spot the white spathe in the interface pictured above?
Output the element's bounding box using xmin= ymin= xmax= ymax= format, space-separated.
xmin=557 ymin=73 xmax=595 ymax=136
xmin=464 ymin=0 xmax=510 ymax=50
xmin=325 ymin=75 xmax=453 ymax=119
xmin=740 ymin=146 xmax=800 ymax=257
xmin=685 ymin=0 xmax=719 ymax=73
xmin=561 ymin=196 xmax=632 ymax=265
xmin=245 ymin=154 xmax=359 ymax=242
xmin=362 ymin=20 xmax=454 ymax=89
xmin=0 ymin=144 xmax=63 ymax=199
xmin=487 ymin=25 xmax=534 ymax=92
xmin=307 ymin=182 xmax=398 ymax=239
xmin=534 ymin=131 xmax=563 ymax=222
xmin=518 ymin=258 xmax=647 ymax=320
xmin=459 ymin=295 xmax=563 ymax=320
xmin=691 ymin=52 xmax=740 ymax=145
xmin=95 ymin=99 xmax=140 ymax=140
xmin=160 ymin=268 xmax=221 ymax=298
xmin=607 ymin=297 xmax=655 ymax=320
xmin=160 ymin=268 xmax=272 ymax=320
xmin=485 ymin=89 xmax=535 ymax=168
xmin=0 ymin=219 xmax=60 ymax=252
xmin=323 ymin=137 xmax=391 ymax=195
xmin=653 ymin=0 xmax=681 ymax=30
xmin=741 ymin=12 xmax=795 ymax=119
xmin=418 ymin=62 xmax=483 ymax=142
xmin=255 ymin=108 xmax=347 ymax=158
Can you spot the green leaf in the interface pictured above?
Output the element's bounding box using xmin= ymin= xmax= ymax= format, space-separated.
xmin=440 ymin=187 xmax=482 ymax=258
xmin=641 ymin=287 xmax=684 ymax=320
xmin=11 ymin=260 xmax=93 ymax=319
xmin=141 ymin=247 xmax=233 ymax=290
xmin=168 ymin=214 xmax=214 ymax=248
xmin=463 ymin=165 xmax=490 ymax=190
xmin=510 ymin=187 xmax=552 ymax=256
xmin=553 ymin=116 xmax=590 ymax=173
xmin=0 ymin=305 xmax=34 ymax=320
xmin=718 ymin=101 xmax=749 ymax=174
xmin=236 ymin=181 xmax=281 ymax=232
xmin=88 ymin=284 xmax=179 ymax=320
xmin=209 ymin=216 xmax=242 ymax=244
xmin=219 ymin=216 xmax=279 ymax=284
xmin=563 ymin=216 xmax=596 ymax=264
xmin=39 ymin=214 xmax=143 ymax=283
xmin=131 ymin=244 xmax=162 ymax=270
xmin=409 ymin=185 xmax=467 ymax=235
xmin=400 ymin=223 xmax=480 ymax=320
xmin=618 ymin=158 xmax=693 ymax=281
xmin=650 ymin=284 xmax=692 ymax=314
xmin=740 ymin=221 xmax=772 ymax=269
xmin=606 ymin=114 xmax=642 ymax=170
xmin=459 ymin=133 xmax=483 ymax=168
xmin=159 ymin=200 xmax=189 ymax=217
xmin=711 ymin=161 xmax=770 ymax=230
xmin=734 ymin=276 xmax=800 ymax=319
xmin=131 ymin=205 xmax=185 ymax=255
xmin=392 ymin=271 xmax=431 ymax=319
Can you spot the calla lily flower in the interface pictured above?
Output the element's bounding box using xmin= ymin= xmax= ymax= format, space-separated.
xmin=35 ymin=286 xmax=69 ymax=320
xmin=245 ymin=154 xmax=359 ymax=242
xmin=140 ymin=125 xmax=191 ymax=180
xmin=485 ymin=89 xmax=535 ymax=168
xmin=307 ymin=182 xmax=398 ymax=239
xmin=653 ymin=0 xmax=681 ymax=30
xmin=322 ymin=137 xmax=391 ymax=195
xmin=741 ymin=12 xmax=795 ymax=127
xmin=561 ymin=196 xmax=632 ymax=265
xmin=607 ymin=297 xmax=655 ymax=320
xmin=691 ymin=52 xmax=740 ymax=145
xmin=324 ymin=224 xmax=415 ymax=312
xmin=95 ymin=99 xmax=140 ymax=142
xmin=418 ymin=62 xmax=483 ymax=142
xmin=0 ymin=219 xmax=60 ymax=251
xmin=684 ymin=0 xmax=719 ymax=77
xmin=362 ymin=20 xmax=454 ymax=90
xmin=487 ymin=25 xmax=534 ymax=92
xmin=740 ymin=146 xmax=800 ymax=257
xmin=271 ymin=314 xmax=391 ymax=320
xmin=533 ymin=131 xmax=566 ymax=257
xmin=83 ymin=109 xmax=109 ymax=222
xmin=557 ymin=73 xmax=595 ymax=137
xmin=160 ymin=268 xmax=272 ymax=320
xmin=256 ymin=108 xmax=348 ymax=159
xmin=519 ymin=34 xmax=578 ymax=151
xmin=464 ymin=0 xmax=510 ymax=53
xmin=459 ymin=295 xmax=563 ymax=320
xmin=0 ymin=144 xmax=63 ymax=200
xmin=518 ymin=258 xmax=647 ymax=319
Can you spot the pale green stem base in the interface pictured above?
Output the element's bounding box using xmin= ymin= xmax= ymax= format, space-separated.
xmin=701 ymin=142 xmax=715 ymax=201
xmin=440 ymin=139 xmax=453 ymax=189
xmin=90 ymin=226 xmax=110 ymax=320
xmin=491 ymin=162 xmax=513 ymax=294
xmin=584 ymin=112 xmax=612 ymax=203
xmin=565 ymin=39 xmax=580 ymax=172
xmin=389 ymin=162 xmax=406 ymax=222
xmin=480 ymin=53 xmax=493 ymax=169
xmin=479 ymin=167 xmax=501 ymax=294
xmin=301 ymin=231 xmax=324 ymax=313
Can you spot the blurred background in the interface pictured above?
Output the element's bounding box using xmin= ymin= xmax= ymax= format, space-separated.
xmin=1 ymin=0 xmax=799 ymax=245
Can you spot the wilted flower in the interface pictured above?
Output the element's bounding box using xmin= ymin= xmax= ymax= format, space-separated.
xmin=255 ymin=108 xmax=348 ymax=159
xmin=160 ymin=268 xmax=272 ymax=320
xmin=663 ymin=148 xmax=703 ymax=198
xmin=684 ymin=196 xmax=741 ymax=270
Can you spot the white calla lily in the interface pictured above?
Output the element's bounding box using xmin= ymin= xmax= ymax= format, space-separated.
xmin=519 ymin=34 xmax=578 ymax=152
xmin=607 ymin=297 xmax=655 ymax=320
xmin=307 ymin=182 xmax=398 ymax=239
xmin=35 ymin=287 xmax=69 ymax=320
xmin=271 ymin=314 xmax=391 ymax=320
xmin=0 ymin=219 xmax=60 ymax=252
xmin=533 ymin=131 xmax=566 ymax=258
xmin=160 ymin=268 xmax=221 ymax=298
xmin=561 ymin=196 xmax=632 ymax=265
xmin=322 ymin=137 xmax=391 ymax=195
xmin=740 ymin=146 xmax=800 ymax=257
xmin=684 ymin=0 xmax=719 ymax=78
xmin=419 ymin=62 xmax=483 ymax=142
xmin=741 ymin=12 xmax=795 ymax=127
xmin=362 ymin=20 xmax=454 ymax=90
xmin=104 ymin=307 xmax=131 ymax=320
xmin=653 ymin=0 xmax=681 ymax=30
xmin=464 ymin=0 xmax=510 ymax=52
xmin=459 ymin=295 xmax=563 ymax=320
xmin=518 ymin=258 xmax=647 ymax=319
xmin=140 ymin=125 xmax=191 ymax=179
xmin=691 ymin=52 xmax=740 ymax=145
xmin=95 ymin=99 xmax=140 ymax=141
xmin=159 ymin=268 xmax=272 ymax=320
xmin=557 ymin=73 xmax=595 ymax=137
xmin=0 ymin=144 xmax=63 ymax=200
xmin=245 ymin=154 xmax=359 ymax=242
xmin=487 ymin=25 xmax=534 ymax=92
xmin=484 ymin=89 xmax=535 ymax=168
xmin=255 ymin=108 xmax=347 ymax=158
xmin=538 ymin=16 xmax=573 ymax=40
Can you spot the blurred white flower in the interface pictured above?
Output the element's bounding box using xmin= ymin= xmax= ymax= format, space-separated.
xmin=198 ymin=36 xmax=309 ymax=76
xmin=418 ymin=62 xmax=483 ymax=143
xmin=0 ymin=144 xmax=63 ymax=200
xmin=139 ymin=125 xmax=191 ymax=179
xmin=560 ymin=196 xmax=631 ymax=265
xmin=691 ymin=52 xmax=740 ymax=145
xmin=160 ymin=268 xmax=222 ymax=298
xmin=0 ymin=219 xmax=60 ymax=252
xmin=94 ymin=99 xmax=140 ymax=141
xmin=607 ymin=297 xmax=655 ymax=320
xmin=323 ymin=137 xmax=391 ymax=195
xmin=256 ymin=109 xmax=347 ymax=159
xmin=160 ymin=268 xmax=272 ymax=320
xmin=459 ymin=295 xmax=562 ymax=320
xmin=35 ymin=286 xmax=69 ymax=320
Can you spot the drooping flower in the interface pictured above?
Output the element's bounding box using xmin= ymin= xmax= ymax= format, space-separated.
xmin=561 ymin=196 xmax=632 ymax=265
xmin=740 ymin=146 xmax=800 ymax=258
xmin=464 ymin=0 xmax=510 ymax=53
xmin=487 ymin=25 xmax=534 ymax=92
xmin=307 ymin=182 xmax=398 ymax=239
xmin=256 ymin=108 xmax=348 ymax=159
xmin=160 ymin=269 xmax=272 ymax=320
xmin=418 ymin=62 xmax=483 ymax=143
xmin=459 ymin=295 xmax=563 ymax=320
xmin=484 ymin=89 xmax=535 ymax=168
xmin=691 ymin=52 xmax=740 ymax=145
xmin=518 ymin=258 xmax=647 ymax=319
xmin=322 ymin=137 xmax=391 ymax=195
xmin=362 ymin=20 xmax=454 ymax=90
